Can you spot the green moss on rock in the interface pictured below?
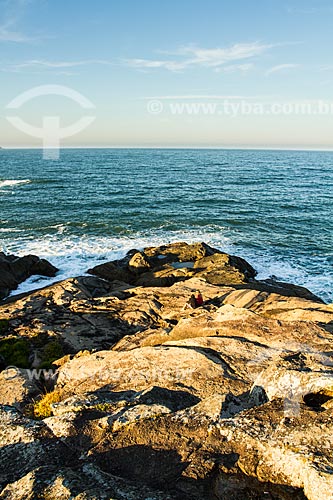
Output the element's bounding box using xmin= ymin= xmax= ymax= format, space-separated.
xmin=39 ymin=340 xmax=64 ymax=369
xmin=0 ymin=337 xmax=29 ymax=368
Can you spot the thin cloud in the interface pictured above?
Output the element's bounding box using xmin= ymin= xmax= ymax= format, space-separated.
xmin=124 ymin=58 xmax=181 ymax=71
xmin=125 ymin=42 xmax=275 ymax=72
xmin=265 ymin=63 xmax=299 ymax=76
xmin=3 ymin=59 xmax=113 ymax=72
xmin=215 ymin=63 xmax=254 ymax=74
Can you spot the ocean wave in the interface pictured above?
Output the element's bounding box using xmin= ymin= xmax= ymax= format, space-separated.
xmin=0 ymin=179 xmax=31 ymax=188
xmin=0 ymin=228 xmax=26 ymax=233
xmin=249 ymin=254 xmax=333 ymax=303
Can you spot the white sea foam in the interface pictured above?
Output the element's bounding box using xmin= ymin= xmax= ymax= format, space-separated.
xmin=3 ymin=228 xmax=332 ymax=303
xmin=5 ymin=228 xmax=233 ymax=295
xmin=0 ymin=228 xmax=25 ymax=233
xmin=0 ymin=179 xmax=31 ymax=188
xmin=243 ymin=253 xmax=333 ymax=303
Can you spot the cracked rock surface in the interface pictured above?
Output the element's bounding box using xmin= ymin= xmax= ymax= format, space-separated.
xmin=0 ymin=242 xmax=333 ymax=499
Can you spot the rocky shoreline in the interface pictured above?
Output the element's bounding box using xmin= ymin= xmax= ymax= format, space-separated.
xmin=0 ymin=242 xmax=333 ymax=499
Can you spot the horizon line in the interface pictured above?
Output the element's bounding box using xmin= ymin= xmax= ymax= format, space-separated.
xmin=2 ymin=146 xmax=333 ymax=152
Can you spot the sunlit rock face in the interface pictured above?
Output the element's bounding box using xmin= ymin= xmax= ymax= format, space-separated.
xmin=1 ymin=242 xmax=333 ymax=500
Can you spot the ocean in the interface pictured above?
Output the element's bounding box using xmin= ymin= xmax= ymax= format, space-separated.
xmin=0 ymin=148 xmax=332 ymax=302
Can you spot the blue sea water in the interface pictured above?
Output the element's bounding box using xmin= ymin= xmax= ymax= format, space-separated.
xmin=0 ymin=148 xmax=332 ymax=302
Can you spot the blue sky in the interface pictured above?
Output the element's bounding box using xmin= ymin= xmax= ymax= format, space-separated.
xmin=1 ymin=0 xmax=333 ymax=148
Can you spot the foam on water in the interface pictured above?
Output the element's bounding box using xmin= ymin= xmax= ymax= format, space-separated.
xmin=5 ymin=227 xmax=333 ymax=303
xmin=6 ymin=227 xmax=233 ymax=295
xmin=247 ymin=253 xmax=333 ymax=303
xmin=0 ymin=179 xmax=31 ymax=188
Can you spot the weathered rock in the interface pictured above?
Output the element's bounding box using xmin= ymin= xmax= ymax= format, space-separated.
xmin=221 ymin=288 xmax=333 ymax=327
xmin=240 ymin=277 xmax=325 ymax=302
xmin=0 ymin=277 xmax=141 ymax=354
xmin=86 ymin=261 xmax=133 ymax=285
xmin=251 ymin=351 xmax=333 ymax=412
xmin=0 ymin=367 xmax=40 ymax=409
xmin=0 ymin=406 xmax=74 ymax=490
xmin=0 ymin=242 xmax=333 ymax=499
xmin=87 ymin=242 xmax=325 ymax=305
xmin=55 ymin=343 xmax=245 ymax=399
xmin=193 ymin=252 xmax=257 ymax=285
xmin=88 ymin=241 xmax=257 ymax=288
xmin=128 ymin=251 xmax=151 ymax=274
xmin=144 ymin=241 xmax=217 ymax=263
xmin=0 ymin=270 xmax=332 ymax=366
xmin=0 ymin=252 xmax=58 ymax=300
xmin=0 ymin=464 xmax=176 ymax=500
xmin=112 ymin=278 xmax=333 ymax=352
xmin=48 ymin=299 xmax=333 ymax=500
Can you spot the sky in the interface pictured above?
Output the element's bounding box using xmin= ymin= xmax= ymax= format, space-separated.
xmin=1 ymin=0 xmax=333 ymax=149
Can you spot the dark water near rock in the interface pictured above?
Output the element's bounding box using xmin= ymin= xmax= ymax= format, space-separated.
xmin=0 ymin=148 xmax=332 ymax=301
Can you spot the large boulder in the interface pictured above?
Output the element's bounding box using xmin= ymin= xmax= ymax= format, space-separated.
xmin=0 ymin=252 xmax=58 ymax=300
xmin=87 ymin=242 xmax=323 ymax=303
xmin=88 ymin=242 xmax=257 ymax=288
